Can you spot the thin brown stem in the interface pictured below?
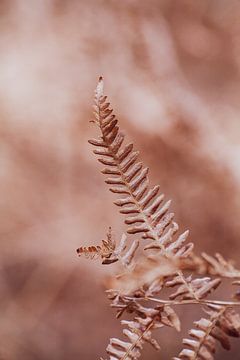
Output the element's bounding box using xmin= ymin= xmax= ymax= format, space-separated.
xmin=124 ymin=296 xmax=240 ymax=307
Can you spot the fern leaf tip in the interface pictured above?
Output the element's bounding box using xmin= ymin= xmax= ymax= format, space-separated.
xmin=96 ymin=76 xmax=104 ymax=99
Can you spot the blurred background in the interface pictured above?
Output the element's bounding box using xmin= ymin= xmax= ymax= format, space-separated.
xmin=0 ymin=0 xmax=240 ymax=359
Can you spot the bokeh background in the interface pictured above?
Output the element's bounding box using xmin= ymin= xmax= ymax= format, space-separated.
xmin=0 ymin=0 xmax=240 ymax=359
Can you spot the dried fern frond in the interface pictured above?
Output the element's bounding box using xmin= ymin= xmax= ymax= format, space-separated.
xmin=174 ymin=305 xmax=240 ymax=360
xmin=108 ymin=254 xmax=178 ymax=296
xmin=89 ymin=77 xmax=193 ymax=260
xmin=87 ymin=78 xmax=240 ymax=360
xmin=107 ymin=283 xmax=181 ymax=329
xmin=77 ymin=228 xmax=139 ymax=267
xmin=78 ymin=78 xmax=240 ymax=360
xmin=144 ymin=222 xmax=193 ymax=259
xmin=183 ymin=252 xmax=240 ymax=279
xmin=103 ymin=233 xmax=139 ymax=268
xmin=165 ymin=275 xmax=221 ymax=301
xmin=105 ymin=303 xmax=181 ymax=360
xmin=76 ymin=227 xmax=116 ymax=262
xmin=90 ymin=77 xmax=201 ymax=304
xmin=106 ymin=315 xmax=160 ymax=360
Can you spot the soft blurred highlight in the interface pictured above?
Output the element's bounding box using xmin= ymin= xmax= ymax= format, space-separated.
xmin=0 ymin=0 xmax=240 ymax=359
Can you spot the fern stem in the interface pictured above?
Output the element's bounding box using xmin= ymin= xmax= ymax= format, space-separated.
xmin=125 ymin=296 xmax=240 ymax=307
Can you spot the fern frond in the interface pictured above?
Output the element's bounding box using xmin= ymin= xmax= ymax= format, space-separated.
xmin=77 ymin=228 xmax=139 ymax=267
xmin=183 ymin=252 xmax=240 ymax=279
xmin=103 ymin=233 xmax=139 ymax=268
xmin=89 ymin=77 xmax=193 ymax=258
xmin=83 ymin=78 xmax=240 ymax=360
xmin=107 ymin=316 xmax=160 ymax=360
xmin=76 ymin=227 xmax=116 ymax=262
xmin=165 ymin=275 xmax=221 ymax=301
xmin=105 ymin=303 xmax=181 ymax=360
xmin=76 ymin=244 xmax=103 ymax=260
xmin=174 ymin=305 xmax=240 ymax=360
xmin=90 ymin=77 xmax=201 ymax=304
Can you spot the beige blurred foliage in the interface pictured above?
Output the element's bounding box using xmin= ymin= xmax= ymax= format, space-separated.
xmin=0 ymin=0 xmax=240 ymax=359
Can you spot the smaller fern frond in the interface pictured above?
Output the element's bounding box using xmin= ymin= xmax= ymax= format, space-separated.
xmin=174 ymin=305 xmax=240 ymax=360
xmin=106 ymin=316 xmax=159 ymax=360
xmin=114 ymin=235 xmax=139 ymax=269
xmin=107 ymin=275 xmax=182 ymax=330
xmin=76 ymin=227 xmax=116 ymax=262
xmin=76 ymin=244 xmax=103 ymax=260
xmin=183 ymin=252 xmax=240 ymax=279
xmin=201 ymin=253 xmax=240 ymax=278
xmin=106 ymin=303 xmax=181 ymax=360
xmin=144 ymin=222 xmax=193 ymax=259
xmin=165 ymin=275 xmax=221 ymax=301
xmin=77 ymin=228 xmax=139 ymax=266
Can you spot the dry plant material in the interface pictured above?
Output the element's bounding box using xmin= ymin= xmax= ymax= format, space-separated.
xmin=174 ymin=305 xmax=240 ymax=360
xmin=77 ymin=227 xmax=139 ymax=266
xmin=77 ymin=227 xmax=116 ymax=262
xmin=77 ymin=77 xmax=240 ymax=360
xmin=108 ymin=255 xmax=177 ymax=295
xmin=182 ymin=252 xmax=240 ymax=279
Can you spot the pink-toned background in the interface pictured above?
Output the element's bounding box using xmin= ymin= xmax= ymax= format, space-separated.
xmin=0 ymin=1 xmax=240 ymax=359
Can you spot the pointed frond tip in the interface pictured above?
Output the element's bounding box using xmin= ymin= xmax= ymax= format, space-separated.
xmin=95 ymin=76 xmax=104 ymax=100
